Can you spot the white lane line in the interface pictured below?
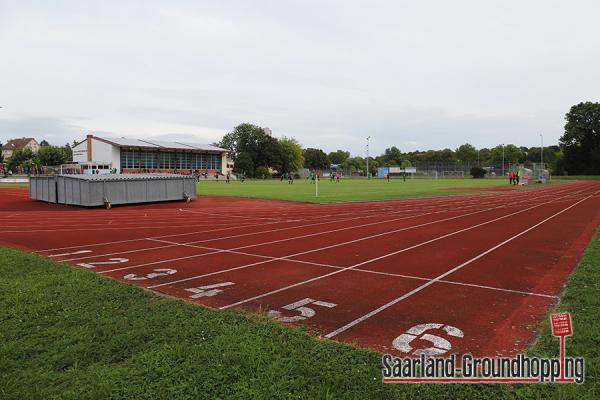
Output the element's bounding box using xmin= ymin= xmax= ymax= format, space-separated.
xmin=179 ymin=208 xmax=287 ymax=222
xmin=35 ymin=220 xmax=284 ymax=253
xmin=146 ymin=204 xmax=520 ymax=289
xmin=217 ymin=187 xmax=590 ymax=310
xmin=62 ymin=208 xmax=428 ymax=261
xmin=324 ymin=190 xmax=598 ymax=338
xmin=31 ymin=182 xmax=581 ymax=252
xmin=101 ymin=211 xmax=437 ymax=274
xmin=143 ymin=237 xmax=557 ymax=299
xmin=1 ymin=221 xmax=247 ymax=233
xmin=98 ymin=185 xmax=581 ymax=275
xmin=49 ymin=250 xmax=92 ymax=257
xmin=63 ymin=191 xmax=507 ymax=262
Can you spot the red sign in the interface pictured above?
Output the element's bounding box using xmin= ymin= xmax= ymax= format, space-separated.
xmin=551 ymin=313 xmax=573 ymax=337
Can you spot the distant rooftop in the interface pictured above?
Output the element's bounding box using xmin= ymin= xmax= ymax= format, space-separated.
xmin=91 ymin=135 xmax=228 ymax=152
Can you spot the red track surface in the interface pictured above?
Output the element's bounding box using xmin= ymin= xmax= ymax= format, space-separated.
xmin=1 ymin=181 xmax=599 ymax=357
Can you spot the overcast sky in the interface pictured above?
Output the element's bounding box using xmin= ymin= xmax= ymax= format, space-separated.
xmin=1 ymin=0 xmax=599 ymax=155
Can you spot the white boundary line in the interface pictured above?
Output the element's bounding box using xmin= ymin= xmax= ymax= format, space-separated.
xmin=60 ymin=187 xmax=536 ymax=261
xmin=62 ymin=207 xmax=430 ymax=261
xmin=64 ymin=183 xmax=579 ymax=263
xmin=32 ymin=182 xmax=580 ymax=252
xmin=102 ymin=211 xmax=436 ymax=274
xmin=217 ymin=187 xmax=591 ymax=310
xmin=144 ymin=236 xmax=557 ymax=299
xmin=324 ymin=190 xmax=599 ymax=338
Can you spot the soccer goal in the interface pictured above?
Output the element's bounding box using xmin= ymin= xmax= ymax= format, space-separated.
xmin=532 ymin=163 xmax=551 ymax=183
xmin=442 ymin=171 xmax=465 ymax=178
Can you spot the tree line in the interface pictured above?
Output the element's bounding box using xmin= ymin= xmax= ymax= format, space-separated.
xmin=220 ymin=102 xmax=600 ymax=177
xmin=220 ymin=126 xmax=563 ymax=177
xmin=0 ymin=140 xmax=73 ymax=172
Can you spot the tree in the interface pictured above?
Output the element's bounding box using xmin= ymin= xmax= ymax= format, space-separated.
xmin=381 ymin=146 xmax=403 ymax=166
xmin=401 ymin=159 xmax=412 ymax=168
xmin=278 ymin=137 xmax=304 ymax=174
xmin=40 ymin=139 xmax=50 ymax=147
xmin=560 ymin=102 xmax=600 ymax=175
xmin=341 ymin=156 xmax=365 ymax=174
xmin=455 ymin=143 xmax=478 ymax=163
xmin=234 ymin=152 xmax=254 ymax=177
xmin=367 ymin=157 xmax=378 ymax=177
xmin=63 ymin=143 xmax=73 ymax=162
xmin=8 ymin=148 xmax=36 ymax=171
xmin=37 ymin=145 xmax=69 ymax=166
xmin=490 ymin=144 xmax=524 ymax=165
xmin=0 ymin=140 xmax=3 ymax=164
xmin=219 ymin=123 xmax=281 ymax=169
xmin=328 ymin=150 xmax=350 ymax=164
xmin=303 ymin=148 xmax=330 ymax=170
xmin=478 ymin=148 xmax=491 ymax=164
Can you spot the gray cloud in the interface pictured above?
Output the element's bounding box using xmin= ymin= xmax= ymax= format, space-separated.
xmin=1 ymin=0 xmax=598 ymax=155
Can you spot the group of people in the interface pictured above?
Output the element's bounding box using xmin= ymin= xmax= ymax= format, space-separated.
xmin=508 ymin=170 xmax=520 ymax=185
xmin=329 ymin=172 xmax=341 ymax=182
xmin=385 ymin=172 xmax=407 ymax=182
xmin=193 ymin=169 xmax=231 ymax=183
xmin=280 ymin=172 xmax=294 ymax=184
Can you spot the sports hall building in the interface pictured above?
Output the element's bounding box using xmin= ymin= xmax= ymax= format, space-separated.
xmin=72 ymin=135 xmax=232 ymax=174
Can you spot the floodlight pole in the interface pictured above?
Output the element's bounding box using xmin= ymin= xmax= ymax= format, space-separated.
xmin=366 ymin=136 xmax=371 ymax=180
xmin=501 ymin=144 xmax=505 ymax=176
xmin=540 ymin=134 xmax=544 ymax=166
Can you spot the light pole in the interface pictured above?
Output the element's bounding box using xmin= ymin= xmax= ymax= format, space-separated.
xmin=540 ymin=133 xmax=544 ymax=166
xmin=501 ymin=144 xmax=505 ymax=177
xmin=366 ymin=136 xmax=371 ymax=179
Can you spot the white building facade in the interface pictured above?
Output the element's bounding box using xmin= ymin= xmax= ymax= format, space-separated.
xmin=72 ymin=135 xmax=231 ymax=174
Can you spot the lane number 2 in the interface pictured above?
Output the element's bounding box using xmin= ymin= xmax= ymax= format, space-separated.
xmin=268 ymin=298 xmax=337 ymax=322
xmin=392 ymin=323 xmax=464 ymax=356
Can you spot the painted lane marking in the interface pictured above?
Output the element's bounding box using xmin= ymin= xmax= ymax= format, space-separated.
xmin=216 ymin=186 xmax=589 ymax=310
xmin=62 ymin=208 xmax=434 ymax=262
xmin=185 ymin=282 xmax=235 ymax=298
xmin=77 ymin=258 xmax=129 ymax=269
xmin=392 ymin=324 xmax=464 ymax=356
xmin=34 ymin=181 xmax=582 ymax=253
xmin=124 ymin=268 xmax=177 ymax=280
xmin=324 ymin=190 xmax=599 ymax=338
xmin=124 ymin=185 xmax=588 ymax=283
xmin=49 ymin=250 xmax=92 ymax=257
xmin=268 ymin=298 xmax=337 ymax=322
xmin=102 ymin=211 xmax=437 ymax=274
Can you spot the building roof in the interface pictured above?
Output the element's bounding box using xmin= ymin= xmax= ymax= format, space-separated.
xmin=2 ymin=137 xmax=38 ymax=150
xmin=92 ymin=136 xmax=228 ymax=152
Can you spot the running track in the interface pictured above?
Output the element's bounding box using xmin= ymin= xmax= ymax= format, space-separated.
xmin=1 ymin=181 xmax=599 ymax=357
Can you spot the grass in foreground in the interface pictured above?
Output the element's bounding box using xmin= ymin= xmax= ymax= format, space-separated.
xmin=197 ymin=178 xmax=557 ymax=203
xmin=1 ymin=229 xmax=599 ymax=399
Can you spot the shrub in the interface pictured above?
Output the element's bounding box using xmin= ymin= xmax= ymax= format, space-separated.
xmin=255 ymin=166 xmax=270 ymax=178
xmin=470 ymin=166 xmax=487 ymax=179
